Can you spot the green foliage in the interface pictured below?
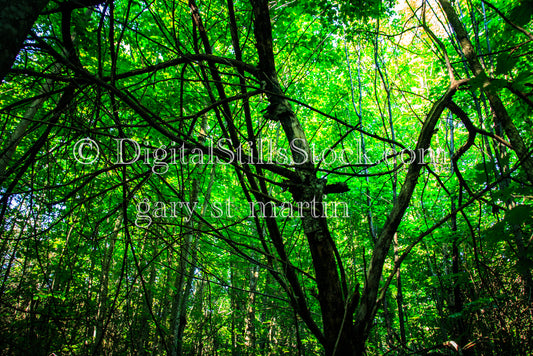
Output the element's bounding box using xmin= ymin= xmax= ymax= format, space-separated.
xmin=508 ymin=0 xmax=533 ymax=26
xmin=1 ymin=0 xmax=533 ymax=355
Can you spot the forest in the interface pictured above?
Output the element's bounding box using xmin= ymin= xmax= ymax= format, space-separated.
xmin=0 ymin=0 xmax=532 ymax=354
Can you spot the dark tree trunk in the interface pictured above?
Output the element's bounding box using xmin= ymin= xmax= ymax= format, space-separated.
xmin=249 ymin=1 xmax=355 ymax=354
xmin=0 ymin=0 xmax=50 ymax=81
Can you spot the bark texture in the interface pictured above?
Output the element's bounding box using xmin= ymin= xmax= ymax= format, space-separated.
xmin=0 ymin=0 xmax=50 ymax=81
xmin=250 ymin=1 xmax=353 ymax=354
xmin=438 ymin=0 xmax=533 ymax=184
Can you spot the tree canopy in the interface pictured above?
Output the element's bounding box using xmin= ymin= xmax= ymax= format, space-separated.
xmin=1 ymin=0 xmax=532 ymax=355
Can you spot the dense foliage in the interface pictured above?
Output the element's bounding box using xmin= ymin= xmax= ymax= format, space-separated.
xmin=1 ymin=0 xmax=532 ymax=355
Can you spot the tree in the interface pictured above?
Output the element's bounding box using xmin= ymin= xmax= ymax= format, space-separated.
xmin=1 ymin=0 xmax=532 ymax=355
xmin=0 ymin=0 xmax=50 ymax=82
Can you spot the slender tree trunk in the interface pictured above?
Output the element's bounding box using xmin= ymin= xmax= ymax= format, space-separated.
xmin=171 ymin=114 xmax=215 ymax=355
xmin=193 ymin=275 xmax=206 ymax=356
xmin=394 ymin=233 xmax=407 ymax=345
xmin=92 ymin=215 xmax=120 ymax=354
xmin=448 ymin=103 xmax=466 ymax=345
xmin=136 ymin=257 xmax=156 ymax=355
xmin=229 ymin=261 xmax=243 ymax=356
xmin=244 ymin=263 xmax=258 ymax=354
xmin=373 ymin=21 xmax=396 ymax=348
xmin=450 ymin=239 xmax=466 ymax=344
xmin=171 ymin=179 xmax=199 ymax=356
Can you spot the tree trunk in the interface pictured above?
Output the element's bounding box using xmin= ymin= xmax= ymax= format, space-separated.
xmin=438 ymin=0 xmax=533 ymax=185
xmin=244 ymin=263 xmax=258 ymax=354
xmin=0 ymin=0 xmax=50 ymax=82
xmin=450 ymin=239 xmax=466 ymax=344
xmin=394 ymin=233 xmax=407 ymax=345
xmin=353 ymin=81 xmax=468 ymax=354
xmin=171 ymin=179 xmax=199 ymax=356
xmin=93 ymin=215 xmax=120 ymax=354
xmin=250 ymin=1 xmax=354 ymax=353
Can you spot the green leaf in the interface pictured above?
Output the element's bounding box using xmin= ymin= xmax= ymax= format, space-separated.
xmin=469 ymin=73 xmax=488 ymax=90
xmin=509 ymin=2 xmax=533 ymax=27
xmin=505 ymin=205 xmax=533 ymax=226
xmin=496 ymin=53 xmax=518 ymax=75
xmin=485 ymin=220 xmax=507 ymax=244
xmin=486 ymin=79 xmax=508 ymax=91
xmin=511 ymin=71 xmax=533 ymax=91
xmin=514 ymin=259 xmax=533 ymax=275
